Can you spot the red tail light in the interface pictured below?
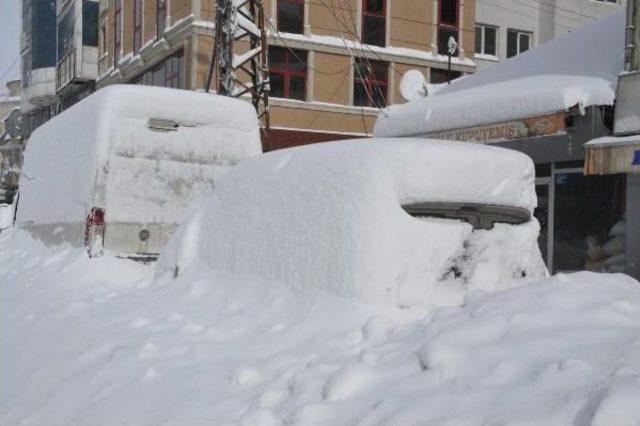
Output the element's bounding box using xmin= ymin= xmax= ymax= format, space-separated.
xmin=85 ymin=207 xmax=106 ymax=257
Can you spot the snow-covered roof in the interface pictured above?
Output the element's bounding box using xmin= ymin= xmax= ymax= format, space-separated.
xmin=157 ymin=139 xmax=545 ymax=306
xmin=374 ymin=9 xmax=625 ymax=138
xmin=586 ymin=134 xmax=640 ymax=148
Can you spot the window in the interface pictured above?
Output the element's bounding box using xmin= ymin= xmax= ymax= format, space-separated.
xmin=507 ymin=29 xmax=531 ymax=58
xmin=475 ymin=24 xmax=497 ymax=56
xmin=277 ymin=0 xmax=303 ymax=34
xmin=114 ymin=0 xmax=122 ymax=64
xmin=58 ymin=5 xmax=75 ymax=59
xmin=362 ymin=0 xmax=386 ymax=47
xmin=134 ymin=0 xmax=142 ymax=54
xmin=268 ymin=47 xmax=307 ymax=101
xmin=430 ymin=68 xmax=461 ymax=84
xmin=130 ymin=49 xmax=184 ymax=88
xmin=353 ymin=58 xmax=387 ymax=108
xmin=157 ymin=0 xmax=167 ymax=38
xmin=438 ymin=0 xmax=459 ymax=56
xmin=83 ymin=0 xmax=99 ymax=47
xmin=100 ymin=23 xmax=107 ymax=55
xmin=31 ymin=0 xmax=57 ymax=69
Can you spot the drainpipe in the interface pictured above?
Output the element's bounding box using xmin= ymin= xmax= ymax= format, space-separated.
xmin=625 ymin=0 xmax=640 ymax=72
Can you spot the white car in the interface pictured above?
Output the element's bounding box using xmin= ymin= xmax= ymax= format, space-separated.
xmin=157 ymin=139 xmax=548 ymax=307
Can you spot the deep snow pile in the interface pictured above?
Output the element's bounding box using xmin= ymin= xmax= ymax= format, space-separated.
xmin=158 ymin=139 xmax=547 ymax=307
xmin=374 ymin=9 xmax=625 ymax=138
xmin=2 ymin=229 xmax=640 ymax=425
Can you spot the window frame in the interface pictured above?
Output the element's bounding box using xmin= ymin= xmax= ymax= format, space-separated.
xmin=114 ymin=0 xmax=122 ymax=65
xmin=506 ymin=28 xmax=532 ymax=58
xmin=361 ymin=0 xmax=387 ymax=47
xmin=268 ymin=46 xmax=308 ymax=101
xmin=437 ymin=0 xmax=460 ymax=56
xmin=133 ymin=0 xmax=142 ymax=55
xmin=475 ymin=23 xmax=497 ymax=56
xmin=353 ymin=58 xmax=388 ymax=108
xmin=277 ymin=0 xmax=304 ymax=34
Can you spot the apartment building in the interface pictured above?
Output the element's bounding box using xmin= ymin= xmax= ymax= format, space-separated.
xmin=20 ymin=0 xmax=57 ymax=137
xmin=97 ymin=0 xmax=477 ymax=150
xmin=474 ymin=0 xmax=625 ymax=70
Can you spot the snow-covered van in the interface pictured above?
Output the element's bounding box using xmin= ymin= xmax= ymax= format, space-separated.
xmin=16 ymin=85 xmax=262 ymax=259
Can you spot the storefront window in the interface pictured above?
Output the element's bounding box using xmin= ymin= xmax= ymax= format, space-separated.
xmin=553 ymin=172 xmax=626 ymax=273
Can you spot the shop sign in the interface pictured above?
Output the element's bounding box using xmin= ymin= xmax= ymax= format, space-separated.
xmin=424 ymin=113 xmax=566 ymax=144
xmin=633 ymin=150 xmax=640 ymax=166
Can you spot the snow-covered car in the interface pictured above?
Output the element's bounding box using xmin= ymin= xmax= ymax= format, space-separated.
xmin=157 ymin=139 xmax=548 ymax=306
xmin=15 ymin=85 xmax=262 ymax=259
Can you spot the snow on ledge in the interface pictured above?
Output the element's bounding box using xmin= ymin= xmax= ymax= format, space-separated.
xmin=374 ymin=9 xmax=625 ymax=138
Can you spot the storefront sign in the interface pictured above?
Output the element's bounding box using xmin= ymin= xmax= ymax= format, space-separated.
xmin=424 ymin=113 xmax=566 ymax=144
xmin=633 ymin=150 xmax=640 ymax=166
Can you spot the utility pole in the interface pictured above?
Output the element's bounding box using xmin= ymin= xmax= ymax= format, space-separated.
xmin=205 ymin=0 xmax=270 ymax=129
xmin=614 ymin=0 xmax=640 ymax=136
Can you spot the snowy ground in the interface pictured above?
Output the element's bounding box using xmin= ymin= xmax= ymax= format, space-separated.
xmin=2 ymin=229 xmax=640 ymax=426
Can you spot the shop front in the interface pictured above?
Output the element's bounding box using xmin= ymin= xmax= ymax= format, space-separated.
xmin=418 ymin=106 xmax=639 ymax=280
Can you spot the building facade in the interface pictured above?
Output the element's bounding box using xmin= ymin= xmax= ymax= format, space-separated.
xmin=474 ymin=0 xmax=625 ymax=70
xmin=20 ymin=0 xmax=58 ymax=137
xmin=97 ymin=0 xmax=477 ymax=150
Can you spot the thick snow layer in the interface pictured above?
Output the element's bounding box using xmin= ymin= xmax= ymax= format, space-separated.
xmin=157 ymin=139 xmax=546 ymax=306
xmin=17 ymin=85 xmax=261 ymax=226
xmin=586 ymin=134 xmax=640 ymax=148
xmin=2 ymin=229 xmax=640 ymax=425
xmin=374 ymin=9 xmax=625 ymax=137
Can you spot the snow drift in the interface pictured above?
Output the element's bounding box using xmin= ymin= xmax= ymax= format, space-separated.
xmin=374 ymin=9 xmax=625 ymax=138
xmin=2 ymin=229 xmax=639 ymax=425
xmin=157 ymin=139 xmax=547 ymax=306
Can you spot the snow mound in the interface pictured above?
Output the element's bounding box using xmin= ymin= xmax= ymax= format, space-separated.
xmin=157 ymin=139 xmax=546 ymax=306
xmin=2 ymin=229 xmax=640 ymax=425
xmin=374 ymin=9 xmax=625 ymax=137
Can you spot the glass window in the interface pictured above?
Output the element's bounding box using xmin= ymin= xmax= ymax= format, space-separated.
xmin=268 ymin=47 xmax=307 ymax=101
xmin=133 ymin=0 xmax=142 ymax=54
xmin=475 ymin=24 xmax=497 ymax=56
xmin=157 ymin=0 xmax=167 ymax=38
xmin=277 ymin=0 xmax=304 ymax=34
xmin=534 ymin=184 xmax=549 ymax=264
xmin=83 ymin=1 xmax=99 ymax=47
xmin=438 ymin=1 xmax=459 ymax=56
xmin=553 ymin=172 xmax=626 ymax=273
xmin=32 ymin=0 xmax=57 ymax=69
xmin=353 ymin=58 xmax=388 ymax=108
xmin=507 ymin=29 xmax=531 ymax=58
xmin=58 ymin=5 xmax=75 ymax=59
xmin=114 ymin=0 xmax=122 ymax=64
xmin=430 ymin=68 xmax=461 ymax=84
xmin=362 ymin=0 xmax=386 ymax=47
xmin=439 ymin=0 xmax=458 ymax=26
xmin=130 ymin=50 xmax=185 ymax=89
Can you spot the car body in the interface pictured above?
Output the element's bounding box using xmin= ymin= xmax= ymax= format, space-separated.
xmin=157 ymin=138 xmax=548 ymax=306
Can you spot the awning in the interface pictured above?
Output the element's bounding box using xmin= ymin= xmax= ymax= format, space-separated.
xmin=585 ymin=135 xmax=640 ymax=175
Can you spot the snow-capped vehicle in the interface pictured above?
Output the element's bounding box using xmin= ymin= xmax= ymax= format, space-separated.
xmin=15 ymin=85 xmax=262 ymax=259
xmin=157 ymin=139 xmax=548 ymax=306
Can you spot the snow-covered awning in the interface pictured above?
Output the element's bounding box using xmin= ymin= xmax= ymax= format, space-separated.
xmin=585 ymin=135 xmax=640 ymax=175
xmin=374 ymin=9 xmax=625 ymax=139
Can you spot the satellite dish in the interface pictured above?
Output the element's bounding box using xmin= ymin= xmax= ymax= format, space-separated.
xmin=399 ymin=70 xmax=428 ymax=102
